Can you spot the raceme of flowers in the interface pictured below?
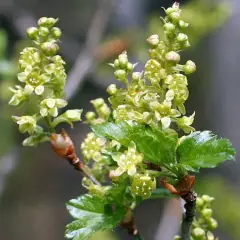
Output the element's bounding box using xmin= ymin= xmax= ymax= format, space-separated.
xmin=9 ymin=17 xmax=82 ymax=146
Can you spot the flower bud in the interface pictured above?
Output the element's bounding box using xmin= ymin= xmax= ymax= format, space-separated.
xmin=183 ymin=60 xmax=196 ymax=74
xmin=113 ymin=59 xmax=120 ymax=68
xmin=26 ymin=27 xmax=39 ymax=40
xmin=165 ymin=51 xmax=180 ymax=63
xmin=63 ymin=109 xmax=82 ymax=122
xmin=51 ymin=27 xmax=62 ymax=38
xmin=165 ymin=7 xmax=174 ymax=15
xmin=107 ymin=84 xmax=117 ymax=95
xmin=147 ymin=34 xmax=159 ymax=46
xmin=99 ymin=105 xmax=111 ymax=117
xmin=118 ymin=52 xmax=128 ymax=68
xmin=85 ymin=111 xmax=96 ymax=121
xmin=132 ymin=72 xmax=141 ymax=81
xmin=202 ymin=195 xmax=214 ymax=203
xmin=41 ymin=42 xmax=59 ymax=56
xmin=196 ymin=197 xmax=204 ymax=208
xmin=127 ymin=62 xmax=133 ymax=72
xmin=201 ymin=208 xmax=213 ymax=218
xmin=178 ymin=20 xmax=189 ymax=28
xmin=169 ymin=12 xmax=180 ymax=23
xmin=192 ymin=227 xmax=205 ymax=239
xmin=114 ymin=69 xmax=127 ymax=83
xmin=207 ymin=232 xmax=214 ymax=240
xmin=38 ymin=17 xmax=58 ymax=28
xmin=177 ymin=33 xmax=188 ymax=43
xmin=39 ymin=27 xmax=49 ymax=37
xmin=208 ymin=218 xmax=218 ymax=230
xmin=91 ymin=98 xmax=104 ymax=108
xmin=164 ymin=23 xmax=175 ymax=32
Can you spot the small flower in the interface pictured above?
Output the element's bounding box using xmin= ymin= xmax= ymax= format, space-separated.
xmin=81 ymin=133 xmax=106 ymax=162
xmin=110 ymin=142 xmax=143 ymax=177
xmin=17 ymin=69 xmax=51 ymax=96
xmin=8 ymin=86 xmax=28 ymax=106
xmin=12 ymin=115 xmax=37 ymax=135
xmin=40 ymin=98 xmax=67 ymax=117
xmin=177 ymin=112 xmax=195 ymax=133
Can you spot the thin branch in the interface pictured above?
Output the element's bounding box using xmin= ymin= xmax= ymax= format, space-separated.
xmin=50 ymin=129 xmax=100 ymax=185
xmin=65 ymin=0 xmax=114 ymax=100
xmin=181 ymin=192 xmax=197 ymax=240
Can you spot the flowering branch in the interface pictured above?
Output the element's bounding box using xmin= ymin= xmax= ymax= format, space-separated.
xmin=9 ymin=2 xmax=235 ymax=240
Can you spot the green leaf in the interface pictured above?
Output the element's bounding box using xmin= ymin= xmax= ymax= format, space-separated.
xmin=65 ymin=194 xmax=125 ymax=240
xmin=92 ymin=121 xmax=178 ymax=165
xmin=177 ymin=131 xmax=236 ymax=172
xmin=91 ymin=121 xmax=131 ymax=145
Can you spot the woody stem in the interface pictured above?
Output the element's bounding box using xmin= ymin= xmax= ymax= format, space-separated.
xmin=181 ymin=191 xmax=197 ymax=240
xmin=68 ymin=157 xmax=101 ymax=185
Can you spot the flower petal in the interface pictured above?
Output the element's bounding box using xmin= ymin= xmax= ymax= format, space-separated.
xmin=35 ymin=85 xmax=44 ymax=95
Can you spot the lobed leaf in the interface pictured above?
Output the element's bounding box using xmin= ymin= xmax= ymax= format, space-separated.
xmin=177 ymin=131 xmax=236 ymax=172
xmin=65 ymin=194 xmax=125 ymax=240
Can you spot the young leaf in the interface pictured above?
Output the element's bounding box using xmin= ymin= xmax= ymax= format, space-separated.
xmin=91 ymin=121 xmax=131 ymax=145
xmin=92 ymin=121 xmax=178 ymax=165
xmin=65 ymin=194 xmax=125 ymax=240
xmin=177 ymin=131 xmax=236 ymax=172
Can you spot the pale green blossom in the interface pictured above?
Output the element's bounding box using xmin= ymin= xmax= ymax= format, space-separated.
xmin=110 ymin=142 xmax=143 ymax=177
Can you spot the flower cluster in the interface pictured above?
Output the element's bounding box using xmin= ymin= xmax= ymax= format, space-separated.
xmin=131 ymin=174 xmax=156 ymax=199
xmin=81 ymin=132 xmax=106 ymax=162
xmin=107 ymin=3 xmax=196 ymax=133
xmin=9 ymin=17 xmax=82 ymax=146
xmin=85 ymin=98 xmax=111 ymax=125
xmin=192 ymin=195 xmax=218 ymax=240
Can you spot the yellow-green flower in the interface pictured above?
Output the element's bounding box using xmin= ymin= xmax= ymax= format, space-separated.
xmin=110 ymin=142 xmax=143 ymax=177
xmin=12 ymin=115 xmax=37 ymax=135
xmin=40 ymin=98 xmax=67 ymax=117
xmin=81 ymin=133 xmax=106 ymax=162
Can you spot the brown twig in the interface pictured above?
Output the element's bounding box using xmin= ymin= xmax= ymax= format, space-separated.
xmin=50 ymin=129 xmax=100 ymax=186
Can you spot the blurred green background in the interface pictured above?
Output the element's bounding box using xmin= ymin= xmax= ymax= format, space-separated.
xmin=0 ymin=0 xmax=239 ymax=239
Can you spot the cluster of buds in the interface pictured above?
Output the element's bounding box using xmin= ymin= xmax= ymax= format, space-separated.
xmin=131 ymin=174 xmax=156 ymax=199
xmin=192 ymin=195 xmax=218 ymax=240
xmin=9 ymin=17 xmax=82 ymax=146
xmin=106 ymin=3 xmax=196 ymax=132
xmin=111 ymin=51 xmax=135 ymax=85
xmin=174 ymin=195 xmax=218 ymax=240
xmin=85 ymin=98 xmax=111 ymax=125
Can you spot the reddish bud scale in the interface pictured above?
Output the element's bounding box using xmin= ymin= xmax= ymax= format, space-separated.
xmin=51 ymin=129 xmax=81 ymax=170
xmin=161 ymin=175 xmax=195 ymax=196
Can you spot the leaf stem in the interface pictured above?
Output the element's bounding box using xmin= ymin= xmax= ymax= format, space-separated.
xmin=181 ymin=192 xmax=197 ymax=240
